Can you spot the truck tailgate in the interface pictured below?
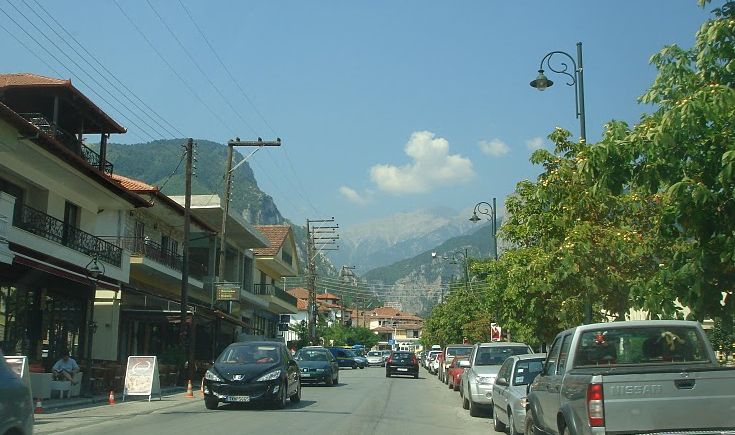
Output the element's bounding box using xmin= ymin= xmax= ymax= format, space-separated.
xmin=602 ymin=370 xmax=735 ymax=432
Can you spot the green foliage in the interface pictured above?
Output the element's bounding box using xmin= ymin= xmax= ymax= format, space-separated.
xmin=321 ymin=324 xmax=379 ymax=349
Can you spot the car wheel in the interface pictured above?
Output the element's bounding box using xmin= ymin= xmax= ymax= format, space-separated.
xmin=334 ymin=374 xmax=339 ymax=385
xmin=462 ymin=394 xmax=470 ymax=410
xmin=326 ymin=373 xmax=334 ymax=386
xmin=274 ymin=380 xmax=287 ymax=409
xmin=469 ymin=398 xmax=484 ymax=417
xmin=290 ymin=381 xmax=301 ymax=403
xmin=453 ymin=382 xmax=459 ymax=392
xmin=509 ymin=411 xmax=517 ymax=435
xmin=352 ymin=363 xmax=358 ymax=369
xmin=385 ymin=371 xmax=390 ymax=378
xmin=493 ymin=407 xmax=506 ymax=431
xmin=413 ymin=373 xmax=418 ymax=379
xmin=204 ymin=397 xmax=218 ymax=410
xmin=448 ymin=380 xmax=453 ymax=389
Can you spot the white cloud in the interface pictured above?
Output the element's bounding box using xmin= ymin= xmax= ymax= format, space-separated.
xmin=526 ymin=137 xmax=544 ymax=150
xmin=339 ymin=186 xmax=369 ymax=205
xmin=369 ymin=131 xmax=474 ymax=195
xmin=479 ymin=138 xmax=510 ymax=156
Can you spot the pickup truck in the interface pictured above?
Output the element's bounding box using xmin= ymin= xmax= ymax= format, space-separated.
xmin=525 ymin=320 xmax=735 ymax=435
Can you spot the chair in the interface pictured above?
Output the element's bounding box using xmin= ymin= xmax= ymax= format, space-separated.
xmin=50 ymin=372 xmax=83 ymax=398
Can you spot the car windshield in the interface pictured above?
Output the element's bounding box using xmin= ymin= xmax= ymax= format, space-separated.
xmin=446 ymin=347 xmax=473 ymax=358
xmin=512 ymin=359 xmax=544 ymax=385
xmin=474 ymin=346 xmax=530 ymax=366
xmin=368 ymin=351 xmax=382 ymax=357
xmin=574 ymin=326 xmax=710 ymax=367
xmin=217 ymin=344 xmax=280 ymax=364
xmin=296 ymin=350 xmax=330 ymax=361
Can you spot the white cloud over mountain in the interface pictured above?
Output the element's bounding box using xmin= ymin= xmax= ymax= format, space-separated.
xmin=339 ymin=186 xmax=369 ymax=205
xmin=479 ymin=138 xmax=510 ymax=156
xmin=369 ymin=131 xmax=474 ymax=195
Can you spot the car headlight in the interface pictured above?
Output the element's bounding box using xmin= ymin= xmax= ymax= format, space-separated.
xmin=205 ymin=369 xmax=222 ymax=382
xmin=256 ymin=370 xmax=281 ymax=382
xmin=477 ymin=375 xmax=496 ymax=385
xmin=519 ymin=397 xmax=528 ymax=408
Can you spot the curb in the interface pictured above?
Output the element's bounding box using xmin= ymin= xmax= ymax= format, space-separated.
xmin=41 ymin=387 xmax=186 ymax=413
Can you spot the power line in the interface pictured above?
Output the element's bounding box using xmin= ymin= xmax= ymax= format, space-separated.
xmin=27 ymin=0 xmax=185 ymax=139
xmin=112 ymin=0 xmax=237 ymax=138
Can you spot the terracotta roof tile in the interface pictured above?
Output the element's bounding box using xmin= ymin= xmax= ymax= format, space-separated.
xmin=286 ymin=287 xmax=309 ymax=300
xmin=110 ymin=174 xmax=157 ymax=191
xmin=296 ymin=298 xmax=308 ymax=311
xmin=252 ymin=225 xmax=290 ymax=256
xmin=316 ymin=292 xmax=340 ymax=301
xmin=0 ymin=73 xmax=69 ymax=88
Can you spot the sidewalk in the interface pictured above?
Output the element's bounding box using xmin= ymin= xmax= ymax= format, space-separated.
xmin=36 ymin=386 xmax=186 ymax=413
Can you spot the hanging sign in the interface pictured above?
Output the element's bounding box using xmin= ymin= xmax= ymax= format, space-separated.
xmin=216 ymin=283 xmax=240 ymax=301
xmin=123 ymin=356 xmax=161 ymax=402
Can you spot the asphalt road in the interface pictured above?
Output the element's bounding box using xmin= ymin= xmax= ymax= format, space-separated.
xmin=34 ymin=366 xmax=501 ymax=435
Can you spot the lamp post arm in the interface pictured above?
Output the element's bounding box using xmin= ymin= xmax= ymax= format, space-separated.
xmin=538 ymin=43 xmax=586 ymax=142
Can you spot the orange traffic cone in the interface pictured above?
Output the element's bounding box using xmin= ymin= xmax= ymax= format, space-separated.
xmin=34 ymin=398 xmax=44 ymax=414
xmin=185 ymin=379 xmax=194 ymax=398
xmin=200 ymin=378 xmax=205 ymax=397
xmin=108 ymin=390 xmax=116 ymax=405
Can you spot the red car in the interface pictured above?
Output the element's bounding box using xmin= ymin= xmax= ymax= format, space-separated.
xmin=447 ymin=356 xmax=468 ymax=391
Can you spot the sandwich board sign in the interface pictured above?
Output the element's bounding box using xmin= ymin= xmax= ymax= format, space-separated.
xmin=123 ymin=356 xmax=161 ymax=401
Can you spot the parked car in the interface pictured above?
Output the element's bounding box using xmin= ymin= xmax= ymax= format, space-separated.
xmin=447 ymin=355 xmax=469 ymax=391
xmin=439 ymin=344 xmax=473 ymax=384
xmin=202 ymin=341 xmax=301 ymax=410
xmin=366 ymin=350 xmax=386 ymax=367
xmin=425 ymin=350 xmax=442 ymax=369
xmin=294 ymin=346 xmax=339 ymax=386
xmin=461 ymin=342 xmax=533 ymax=417
xmin=491 ymin=353 xmax=546 ymax=435
xmin=353 ymin=354 xmax=368 ymax=369
xmin=0 ymin=351 xmax=34 ymax=435
xmin=525 ymin=320 xmax=735 ymax=435
xmin=385 ymin=351 xmax=419 ymax=378
xmin=326 ymin=347 xmax=359 ymax=369
xmin=430 ymin=352 xmax=441 ymax=375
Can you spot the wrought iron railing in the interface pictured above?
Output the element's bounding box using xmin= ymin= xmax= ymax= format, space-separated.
xmin=252 ymin=283 xmax=298 ymax=306
xmin=13 ymin=203 xmax=122 ymax=267
xmin=17 ymin=112 xmax=114 ymax=175
xmin=119 ymin=237 xmax=207 ymax=281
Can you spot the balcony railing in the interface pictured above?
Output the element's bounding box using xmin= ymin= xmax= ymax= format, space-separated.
xmin=120 ymin=237 xmax=207 ymax=281
xmin=18 ymin=112 xmax=114 ymax=175
xmin=252 ymin=283 xmax=298 ymax=306
xmin=14 ymin=203 xmax=122 ymax=267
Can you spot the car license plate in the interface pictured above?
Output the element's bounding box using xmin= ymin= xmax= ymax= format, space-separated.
xmin=227 ymin=395 xmax=250 ymax=402
xmin=397 ymin=368 xmax=408 ymax=372
xmin=301 ymin=373 xmax=311 ymax=377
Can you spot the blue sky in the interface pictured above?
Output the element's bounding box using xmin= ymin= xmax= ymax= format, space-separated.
xmin=1 ymin=1 xmax=714 ymax=229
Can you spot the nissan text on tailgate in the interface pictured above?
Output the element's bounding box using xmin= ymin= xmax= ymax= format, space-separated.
xmin=526 ymin=320 xmax=735 ymax=435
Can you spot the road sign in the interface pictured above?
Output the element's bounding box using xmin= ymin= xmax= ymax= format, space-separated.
xmin=216 ymin=283 xmax=239 ymax=301
xmin=388 ymin=339 xmax=395 ymax=345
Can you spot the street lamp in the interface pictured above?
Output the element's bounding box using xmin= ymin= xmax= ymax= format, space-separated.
xmin=470 ymin=198 xmax=498 ymax=260
xmin=531 ymin=42 xmax=591 ymax=324
xmin=530 ymin=42 xmax=586 ymax=144
xmin=447 ymin=248 xmax=470 ymax=293
xmin=83 ymin=254 xmax=104 ymax=396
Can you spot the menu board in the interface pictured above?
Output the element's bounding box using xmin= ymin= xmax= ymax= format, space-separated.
xmin=123 ymin=356 xmax=161 ymax=401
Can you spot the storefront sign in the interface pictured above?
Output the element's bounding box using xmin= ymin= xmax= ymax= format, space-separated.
xmin=123 ymin=356 xmax=161 ymax=401
xmin=216 ymin=284 xmax=240 ymax=301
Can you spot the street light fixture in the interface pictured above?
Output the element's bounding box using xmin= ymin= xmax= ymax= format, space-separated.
xmin=470 ymin=198 xmax=498 ymax=261
xmin=530 ymin=42 xmax=587 ymax=143
xmin=82 ymin=254 xmax=105 ymax=396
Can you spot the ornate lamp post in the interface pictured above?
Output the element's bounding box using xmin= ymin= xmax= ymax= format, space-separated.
xmin=83 ymin=255 xmax=104 ymax=396
xmin=448 ymin=248 xmax=470 ymax=293
xmin=529 ymin=42 xmax=587 ymax=144
xmin=469 ymin=198 xmax=498 ymax=260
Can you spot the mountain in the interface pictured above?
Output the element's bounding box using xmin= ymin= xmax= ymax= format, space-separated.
xmin=328 ymin=207 xmax=480 ymax=272
xmin=105 ymin=139 xmax=285 ymax=224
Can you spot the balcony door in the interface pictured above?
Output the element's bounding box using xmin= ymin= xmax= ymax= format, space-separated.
xmin=62 ymin=201 xmax=80 ymax=246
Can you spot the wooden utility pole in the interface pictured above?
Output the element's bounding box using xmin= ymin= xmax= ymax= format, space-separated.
xmin=306 ymin=218 xmax=339 ymax=344
xmin=218 ymin=138 xmax=281 ymax=284
xmin=180 ymin=138 xmax=193 ymax=380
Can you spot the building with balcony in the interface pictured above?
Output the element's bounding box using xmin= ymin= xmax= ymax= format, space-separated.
xmin=365 ymin=306 xmax=424 ymax=351
xmin=252 ymin=225 xmax=300 ymax=340
xmin=0 ymin=73 xmax=149 ymax=371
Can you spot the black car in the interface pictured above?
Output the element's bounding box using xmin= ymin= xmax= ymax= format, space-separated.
xmin=385 ymin=351 xmax=419 ymax=378
xmin=203 ymin=341 xmax=301 ymax=410
xmin=326 ymin=347 xmax=359 ymax=369
xmin=294 ymin=346 xmax=340 ymax=386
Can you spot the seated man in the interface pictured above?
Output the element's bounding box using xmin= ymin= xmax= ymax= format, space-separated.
xmin=52 ymin=350 xmax=80 ymax=384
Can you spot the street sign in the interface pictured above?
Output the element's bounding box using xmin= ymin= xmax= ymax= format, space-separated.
xmin=388 ymin=339 xmax=395 ymax=345
xmin=216 ymin=283 xmax=240 ymax=301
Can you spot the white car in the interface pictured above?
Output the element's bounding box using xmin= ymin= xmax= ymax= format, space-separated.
xmin=430 ymin=354 xmax=441 ymax=375
xmin=366 ymin=350 xmax=385 ymax=367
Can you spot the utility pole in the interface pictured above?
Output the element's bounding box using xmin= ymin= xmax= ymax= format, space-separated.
xmin=306 ymin=218 xmax=339 ymax=344
xmin=180 ymin=138 xmax=193 ymax=380
xmin=218 ymin=138 xmax=281 ymax=284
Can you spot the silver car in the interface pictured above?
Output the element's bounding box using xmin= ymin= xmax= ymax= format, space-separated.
xmin=460 ymin=342 xmax=533 ymax=417
xmin=492 ymin=354 xmax=546 ymax=435
xmin=366 ymin=350 xmax=385 ymax=367
xmin=0 ymin=351 xmax=34 ymax=435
